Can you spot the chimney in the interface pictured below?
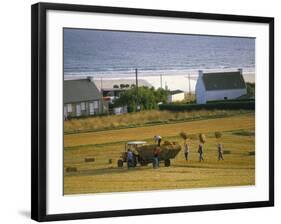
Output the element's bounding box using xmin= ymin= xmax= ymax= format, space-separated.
xmin=198 ymin=70 xmax=203 ymax=78
xmin=87 ymin=76 xmax=94 ymax=82
xmin=238 ymin=68 xmax=243 ymax=75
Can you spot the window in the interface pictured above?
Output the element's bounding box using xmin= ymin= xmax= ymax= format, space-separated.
xmin=89 ymin=103 xmax=94 ymax=115
xmin=93 ymin=101 xmax=99 ymax=109
xmin=81 ymin=102 xmax=86 ymax=110
xmin=64 ymin=106 xmax=67 ymax=117
xmin=76 ymin=104 xmax=81 ymax=116
xmin=67 ymin=104 xmax=72 ymax=113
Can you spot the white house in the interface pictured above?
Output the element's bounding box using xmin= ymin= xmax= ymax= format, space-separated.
xmin=195 ymin=69 xmax=247 ymax=104
xmin=167 ymin=90 xmax=185 ymax=103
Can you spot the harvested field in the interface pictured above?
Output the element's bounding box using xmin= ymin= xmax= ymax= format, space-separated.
xmin=64 ymin=113 xmax=255 ymax=195
xmin=64 ymin=114 xmax=254 ymax=147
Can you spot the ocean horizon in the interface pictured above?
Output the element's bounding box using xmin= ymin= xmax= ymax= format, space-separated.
xmin=63 ymin=28 xmax=255 ymax=83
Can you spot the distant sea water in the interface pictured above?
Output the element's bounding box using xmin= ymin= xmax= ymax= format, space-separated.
xmin=64 ymin=28 xmax=255 ymax=81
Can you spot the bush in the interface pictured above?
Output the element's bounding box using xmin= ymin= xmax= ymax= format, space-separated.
xmin=207 ymin=98 xmax=255 ymax=104
xmin=159 ymin=101 xmax=255 ymax=111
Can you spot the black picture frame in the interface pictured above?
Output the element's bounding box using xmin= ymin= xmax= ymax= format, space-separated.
xmin=31 ymin=2 xmax=274 ymax=222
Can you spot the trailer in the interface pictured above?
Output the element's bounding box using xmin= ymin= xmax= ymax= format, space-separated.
xmin=117 ymin=141 xmax=181 ymax=168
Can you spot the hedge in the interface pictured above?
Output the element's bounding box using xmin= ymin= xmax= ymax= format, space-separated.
xmin=159 ymin=101 xmax=255 ymax=111
xmin=207 ymin=98 xmax=255 ymax=104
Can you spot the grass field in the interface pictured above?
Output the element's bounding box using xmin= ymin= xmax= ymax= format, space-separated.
xmin=64 ymin=113 xmax=255 ymax=195
xmin=64 ymin=109 xmax=252 ymax=134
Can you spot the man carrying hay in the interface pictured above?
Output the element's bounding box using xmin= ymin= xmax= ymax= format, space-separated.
xmin=127 ymin=149 xmax=134 ymax=169
xmin=198 ymin=143 xmax=204 ymax=162
xmin=154 ymin=135 xmax=162 ymax=146
xmin=218 ymin=143 xmax=224 ymax=161
xmin=184 ymin=142 xmax=189 ymax=161
xmin=153 ymin=146 xmax=161 ymax=168
xmin=198 ymin=133 xmax=205 ymax=162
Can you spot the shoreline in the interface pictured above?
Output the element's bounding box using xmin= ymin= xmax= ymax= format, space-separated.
xmin=64 ymin=69 xmax=255 ymax=92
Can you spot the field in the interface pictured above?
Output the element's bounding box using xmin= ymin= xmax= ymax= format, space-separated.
xmin=64 ymin=109 xmax=251 ymax=134
xmin=64 ymin=112 xmax=255 ymax=195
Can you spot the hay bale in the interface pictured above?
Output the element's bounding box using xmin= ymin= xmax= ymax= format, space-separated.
xmin=179 ymin=132 xmax=188 ymax=140
xmin=214 ymin=131 xmax=222 ymax=139
xmin=199 ymin=133 xmax=206 ymax=143
xmin=84 ymin=157 xmax=95 ymax=162
xmin=66 ymin=167 xmax=77 ymax=172
xmin=223 ymin=150 xmax=231 ymax=154
xmin=163 ymin=141 xmax=172 ymax=145
xmin=248 ymin=151 xmax=255 ymax=156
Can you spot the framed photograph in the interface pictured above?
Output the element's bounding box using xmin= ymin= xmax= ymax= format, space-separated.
xmin=31 ymin=2 xmax=274 ymax=222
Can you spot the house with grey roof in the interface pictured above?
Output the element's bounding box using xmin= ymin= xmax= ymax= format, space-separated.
xmin=64 ymin=78 xmax=105 ymax=119
xmin=195 ymin=69 xmax=247 ymax=104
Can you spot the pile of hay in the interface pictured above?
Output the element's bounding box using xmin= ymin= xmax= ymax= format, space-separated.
xmin=214 ymin=131 xmax=222 ymax=139
xmin=199 ymin=133 xmax=206 ymax=143
xmin=84 ymin=157 xmax=95 ymax=162
xmin=179 ymin=132 xmax=188 ymax=140
xmin=65 ymin=167 xmax=77 ymax=172
xmin=136 ymin=142 xmax=181 ymax=160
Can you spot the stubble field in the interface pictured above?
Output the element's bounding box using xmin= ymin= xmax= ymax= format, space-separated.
xmin=64 ymin=113 xmax=255 ymax=195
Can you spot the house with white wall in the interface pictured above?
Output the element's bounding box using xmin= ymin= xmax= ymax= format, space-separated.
xmin=195 ymin=69 xmax=247 ymax=104
xmin=167 ymin=90 xmax=185 ymax=103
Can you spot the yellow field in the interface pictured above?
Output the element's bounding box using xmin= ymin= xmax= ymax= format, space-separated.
xmin=64 ymin=113 xmax=255 ymax=195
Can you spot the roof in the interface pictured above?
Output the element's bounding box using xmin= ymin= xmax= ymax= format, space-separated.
xmin=64 ymin=79 xmax=102 ymax=103
xmin=169 ymin=90 xmax=184 ymax=95
xmin=101 ymin=88 xmax=129 ymax=92
xmin=202 ymin=71 xmax=246 ymax=91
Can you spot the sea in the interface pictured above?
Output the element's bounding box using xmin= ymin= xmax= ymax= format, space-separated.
xmin=63 ymin=28 xmax=255 ymax=90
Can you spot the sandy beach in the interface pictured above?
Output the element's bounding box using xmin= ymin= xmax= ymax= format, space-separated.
xmin=65 ymin=70 xmax=255 ymax=93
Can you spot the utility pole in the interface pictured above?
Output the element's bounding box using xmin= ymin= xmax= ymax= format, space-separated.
xmin=100 ymin=77 xmax=103 ymax=90
xmin=188 ymin=73 xmax=191 ymax=101
xmin=160 ymin=74 xmax=163 ymax=89
xmin=135 ymin=68 xmax=139 ymax=112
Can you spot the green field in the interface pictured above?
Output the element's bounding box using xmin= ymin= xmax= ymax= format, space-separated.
xmin=64 ymin=113 xmax=255 ymax=195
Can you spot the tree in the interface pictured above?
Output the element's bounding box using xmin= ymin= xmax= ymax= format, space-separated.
xmin=120 ymin=84 xmax=126 ymax=89
xmin=246 ymin=82 xmax=255 ymax=97
xmin=113 ymin=86 xmax=168 ymax=112
xmin=113 ymin=84 xmax=119 ymax=88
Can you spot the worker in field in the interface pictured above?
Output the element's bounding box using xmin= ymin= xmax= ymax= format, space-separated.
xmin=184 ymin=142 xmax=189 ymax=161
xmin=198 ymin=143 xmax=204 ymax=162
xmin=153 ymin=146 xmax=161 ymax=168
xmin=154 ymin=135 xmax=162 ymax=146
xmin=218 ymin=143 xmax=224 ymax=161
xmin=127 ymin=149 xmax=134 ymax=169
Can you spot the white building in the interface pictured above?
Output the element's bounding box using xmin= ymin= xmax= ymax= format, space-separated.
xmin=195 ymin=69 xmax=247 ymax=104
xmin=167 ymin=90 xmax=185 ymax=103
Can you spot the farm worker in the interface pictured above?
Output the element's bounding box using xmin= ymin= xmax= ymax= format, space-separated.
xmin=198 ymin=143 xmax=204 ymax=162
xmin=153 ymin=146 xmax=161 ymax=168
xmin=184 ymin=143 xmax=189 ymax=161
xmin=218 ymin=143 xmax=224 ymax=160
xmin=127 ymin=149 xmax=134 ymax=169
xmin=154 ymin=135 xmax=162 ymax=146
